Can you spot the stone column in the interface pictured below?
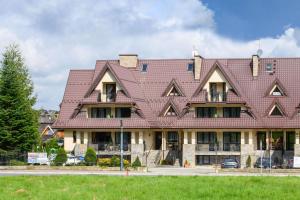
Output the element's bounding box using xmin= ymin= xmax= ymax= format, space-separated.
xmin=182 ymin=130 xmax=195 ymax=167
xmin=84 ymin=132 xmax=88 ymax=144
xmin=184 ymin=131 xmax=188 ymax=144
xmin=131 ymin=131 xmax=144 ymax=164
xmin=111 ymin=132 xmax=115 ymax=146
xmin=191 ymin=131 xmax=196 ymax=145
xmin=240 ymin=131 xmax=255 ymax=168
xmin=76 ymin=131 xmax=80 ymax=144
xmin=131 ymin=132 xmax=136 ymax=144
xmin=162 ymin=131 xmax=167 ymax=150
xmin=294 ymin=130 xmax=300 ymax=156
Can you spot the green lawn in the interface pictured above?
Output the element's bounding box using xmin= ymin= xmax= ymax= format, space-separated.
xmin=1 ymin=176 xmax=300 ymax=200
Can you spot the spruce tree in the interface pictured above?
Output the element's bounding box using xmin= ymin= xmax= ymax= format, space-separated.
xmin=0 ymin=45 xmax=39 ymax=152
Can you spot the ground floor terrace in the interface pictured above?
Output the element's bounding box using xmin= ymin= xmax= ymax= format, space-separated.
xmin=63 ymin=129 xmax=300 ymax=168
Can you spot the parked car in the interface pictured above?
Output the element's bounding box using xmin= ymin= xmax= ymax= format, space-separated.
xmin=65 ymin=154 xmax=83 ymax=165
xmin=254 ymin=158 xmax=276 ymax=168
xmin=287 ymin=158 xmax=294 ymax=169
xmin=221 ymin=158 xmax=239 ymax=168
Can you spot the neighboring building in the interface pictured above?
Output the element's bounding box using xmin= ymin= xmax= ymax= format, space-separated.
xmin=39 ymin=109 xmax=61 ymax=142
xmin=53 ymin=54 xmax=300 ymax=167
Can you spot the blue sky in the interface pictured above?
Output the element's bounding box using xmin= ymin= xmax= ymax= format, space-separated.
xmin=0 ymin=0 xmax=299 ymax=109
xmin=203 ymin=0 xmax=300 ymax=40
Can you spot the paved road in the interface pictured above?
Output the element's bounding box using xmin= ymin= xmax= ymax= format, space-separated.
xmin=0 ymin=167 xmax=299 ymax=176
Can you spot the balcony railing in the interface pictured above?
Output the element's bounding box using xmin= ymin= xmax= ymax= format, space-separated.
xmin=223 ymin=143 xmax=240 ymax=151
xmin=209 ymin=91 xmax=227 ymax=102
xmin=196 ymin=143 xmax=220 ymax=151
xmin=88 ymin=143 xmax=131 ymax=152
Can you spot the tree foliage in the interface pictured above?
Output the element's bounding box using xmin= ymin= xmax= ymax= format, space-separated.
xmin=0 ymin=44 xmax=39 ymax=152
xmin=84 ymin=148 xmax=97 ymax=166
xmin=54 ymin=148 xmax=67 ymax=166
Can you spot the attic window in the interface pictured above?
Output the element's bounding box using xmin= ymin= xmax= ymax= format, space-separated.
xmin=270 ymin=105 xmax=284 ymax=116
xmin=165 ymin=106 xmax=177 ymax=116
xmin=266 ymin=63 xmax=273 ymax=72
xmin=187 ymin=63 xmax=194 ymax=71
xmin=168 ymin=87 xmax=180 ymax=96
xmin=271 ymin=86 xmax=284 ymax=96
xmin=141 ymin=64 xmax=148 ymax=72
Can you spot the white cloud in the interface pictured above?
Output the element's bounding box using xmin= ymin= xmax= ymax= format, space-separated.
xmin=0 ymin=0 xmax=299 ymax=109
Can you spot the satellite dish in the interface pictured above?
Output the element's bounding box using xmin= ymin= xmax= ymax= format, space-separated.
xmin=257 ymin=49 xmax=263 ymax=57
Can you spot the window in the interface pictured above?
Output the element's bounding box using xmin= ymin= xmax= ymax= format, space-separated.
xmin=270 ymin=105 xmax=283 ymax=116
xmin=166 ymin=106 xmax=177 ymax=116
xmin=73 ymin=131 xmax=77 ymax=143
xmin=287 ymin=131 xmax=295 ymax=151
xmin=106 ymin=83 xmax=116 ymax=102
xmin=223 ymin=107 xmax=241 ymax=118
xmin=196 ymin=107 xmax=217 ymax=118
xmin=91 ymin=107 xmax=112 ymax=118
xmin=257 ymin=131 xmax=266 ymax=150
xmin=115 ymin=132 xmax=131 ymax=145
xmin=266 ymin=63 xmax=273 ymax=72
xmin=167 ymin=132 xmax=178 ymax=143
xmin=271 ymin=86 xmax=283 ymax=96
xmin=223 ymin=132 xmax=241 ymax=151
xmin=116 ymin=107 xmax=131 ymax=118
xmin=197 ymin=132 xmax=216 ymax=144
xmin=196 ymin=155 xmax=216 ymax=165
xmin=141 ymin=64 xmax=148 ymax=72
xmin=168 ymin=87 xmax=180 ymax=96
xmin=80 ymin=132 xmax=84 ymax=144
xmin=187 ymin=63 xmax=194 ymax=71
xmin=91 ymin=132 xmax=112 ymax=150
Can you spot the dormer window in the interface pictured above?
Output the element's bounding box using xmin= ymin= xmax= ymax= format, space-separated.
xmin=168 ymin=87 xmax=180 ymax=96
xmin=269 ymin=105 xmax=284 ymax=116
xmin=166 ymin=106 xmax=177 ymax=116
xmin=270 ymin=85 xmax=284 ymax=96
xmin=141 ymin=64 xmax=148 ymax=72
xmin=187 ymin=63 xmax=194 ymax=71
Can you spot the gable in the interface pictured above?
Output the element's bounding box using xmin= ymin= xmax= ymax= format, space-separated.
xmin=95 ymin=70 xmax=121 ymax=91
xmin=265 ymin=79 xmax=287 ymax=97
xmin=267 ymin=100 xmax=286 ymax=117
xmin=202 ymin=68 xmax=232 ymax=92
xmin=193 ymin=61 xmax=241 ymax=97
xmin=162 ymin=79 xmax=185 ymax=97
xmin=160 ymin=99 xmax=180 ymax=117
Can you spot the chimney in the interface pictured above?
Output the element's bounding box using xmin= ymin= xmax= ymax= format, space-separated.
xmin=194 ymin=55 xmax=203 ymax=80
xmin=119 ymin=54 xmax=138 ymax=68
xmin=252 ymin=55 xmax=259 ymax=77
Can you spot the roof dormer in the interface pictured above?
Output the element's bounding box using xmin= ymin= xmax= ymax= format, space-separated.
xmin=267 ymin=100 xmax=286 ymax=117
xmin=160 ymin=99 xmax=180 ymax=117
xmin=162 ymin=79 xmax=185 ymax=97
xmin=265 ymin=79 xmax=287 ymax=97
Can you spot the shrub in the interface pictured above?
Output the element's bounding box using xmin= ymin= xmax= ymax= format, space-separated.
xmin=111 ymin=155 xmax=120 ymax=167
xmin=44 ymin=138 xmax=59 ymax=155
xmin=54 ymin=148 xmax=67 ymax=166
xmin=84 ymin=148 xmax=97 ymax=166
xmin=160 ymin=159 xmax=172 ymax=165
xmin=132 ymin=156 xmax=142 ymax=168
xmin=9 ymin=159 xmax=26 ymax=166
xmin=98 ymin=157 xmax=130 ymax=168
xmin=98 ymin=158 xmax=111 ymax=167
xmin=246 ymin=155 xmax=251 ymax=168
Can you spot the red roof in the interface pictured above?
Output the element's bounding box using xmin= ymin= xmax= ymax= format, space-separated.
xmin=53 ymin=57 xmax=300 ymax=129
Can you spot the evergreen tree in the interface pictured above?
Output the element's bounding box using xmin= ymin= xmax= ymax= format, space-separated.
xmin=0 ymin=45 xmax=39 ymax=152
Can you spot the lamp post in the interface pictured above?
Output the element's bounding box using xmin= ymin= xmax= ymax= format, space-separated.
xmin=120 ymin=120 xmax=124 ymax=171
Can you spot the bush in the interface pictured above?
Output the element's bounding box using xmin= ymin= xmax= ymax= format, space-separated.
xmin=98 ymin=157 xmax=130 ymax=168
xmin=160 ymin=159 xmax=172 ymax=165
xmin=132 ymin=156 xmax=142 ymax=168
xmin=9 ymin=159 xmax=26 ymax=166
xmin=111 ymin=155 xmax=120 ymax=167
xmin=54 ymin=148 xmax=67 ymax=166
xmin=84 ymin=148 xmax=97 ymax=166
xmin=246 ymin=156 xmax=251 ymax=168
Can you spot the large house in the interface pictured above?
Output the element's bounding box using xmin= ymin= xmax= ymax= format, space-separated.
xmin=53 ymin=54 xmax=300 ymax=167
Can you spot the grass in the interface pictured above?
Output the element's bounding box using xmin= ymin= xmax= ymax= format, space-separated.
xmin=0 ymin=176 xmax=300 ymax=200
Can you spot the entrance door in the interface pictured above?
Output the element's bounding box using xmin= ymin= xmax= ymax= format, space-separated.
xmin=167 ymin=132 xmax=179 ymax=151
xmin=155 ymin=132 xmax=162 ymax=150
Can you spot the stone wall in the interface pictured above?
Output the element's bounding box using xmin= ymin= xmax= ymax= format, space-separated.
xmin=182 ymin=144 xmax=195 ymax=167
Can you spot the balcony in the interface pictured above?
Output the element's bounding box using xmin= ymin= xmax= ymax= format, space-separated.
xmin=209 ymin=91 xmax=227 ymax=102
xmin=88 ymin=143 xmax=131 ymax=155
xmin=196 ymin=144 xmax=220 ymax=151
xmin=223 ymin=143 xmax=240 ymax=151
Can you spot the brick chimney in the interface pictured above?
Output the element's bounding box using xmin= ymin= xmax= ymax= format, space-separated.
xmin=119 ymin=54 xmax=138 ymax=68
xmin=194 ymin=55 xmax=203 ymax=80
xmin=252 ymin=55 xmax=259 ymax=77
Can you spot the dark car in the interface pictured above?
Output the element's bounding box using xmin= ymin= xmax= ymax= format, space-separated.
xmin=254 ymin=158 xmax=276 ymax=168
xmin=221 ymin=158 xmax=239 ymax=168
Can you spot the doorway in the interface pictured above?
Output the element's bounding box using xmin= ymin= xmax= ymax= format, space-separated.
xmin=155 ymin=132 xmax=162 ymax=150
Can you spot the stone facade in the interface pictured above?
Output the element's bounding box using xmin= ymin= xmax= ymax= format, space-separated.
xmin=182 ymin=144 xmax=196 ymax=167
